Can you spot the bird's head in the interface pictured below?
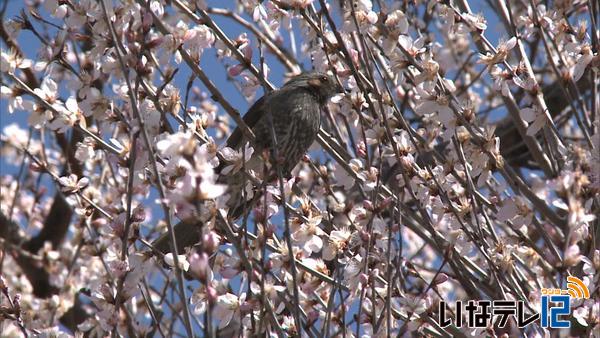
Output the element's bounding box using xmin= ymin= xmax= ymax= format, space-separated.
xmin=284 ymin=72 xmax=341 ymax=104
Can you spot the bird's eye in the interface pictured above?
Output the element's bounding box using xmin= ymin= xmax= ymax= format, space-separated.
xmin=320 ymin=76 xmax=328 ymax=82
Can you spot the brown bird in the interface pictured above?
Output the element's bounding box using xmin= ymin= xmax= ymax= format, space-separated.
xmin=153 ymin=72 xmax=340 ymax=254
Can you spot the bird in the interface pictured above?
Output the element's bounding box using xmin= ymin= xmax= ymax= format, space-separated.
xmin=152 ymin=71 xmax=340 ymax=254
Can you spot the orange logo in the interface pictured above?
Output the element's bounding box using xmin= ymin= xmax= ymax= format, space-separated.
xmin=541 ymin=276 xmax=589 ymax=299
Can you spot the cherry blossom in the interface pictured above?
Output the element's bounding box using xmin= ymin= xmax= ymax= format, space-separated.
xmin=0 ymin=49 xmax=32 ymax=73
xmin=213 ymin=292 xmax=247 ymax=329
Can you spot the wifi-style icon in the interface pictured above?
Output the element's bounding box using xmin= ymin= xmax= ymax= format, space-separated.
xmin=566 ymin=276 xmax=590 ymax=299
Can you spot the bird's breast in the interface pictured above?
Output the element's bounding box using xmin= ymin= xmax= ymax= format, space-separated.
xmin=238 ymin=87 xmax=324 ymax=177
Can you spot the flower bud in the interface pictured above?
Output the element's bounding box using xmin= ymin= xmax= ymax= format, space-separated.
xmin=206 ymin=286 xmax=217 ymax=304
xmin=203 ymin=231 xmax=220 ymax=254
xmin=359 ymin=229 xmax=370 ymax=243
xmin=432 ymin=273 xmax=449 ymax=285
xmin=189 ymin=252 xmax=209 ymax=282
xmin=359 ymin=273 xmax=369 ymax=285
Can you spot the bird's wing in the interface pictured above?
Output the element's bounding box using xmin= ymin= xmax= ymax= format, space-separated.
xmin=225 ymin=94 xmax=268 ymax=150
xmin=152 ymin=219 xmax=201 ymax=254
